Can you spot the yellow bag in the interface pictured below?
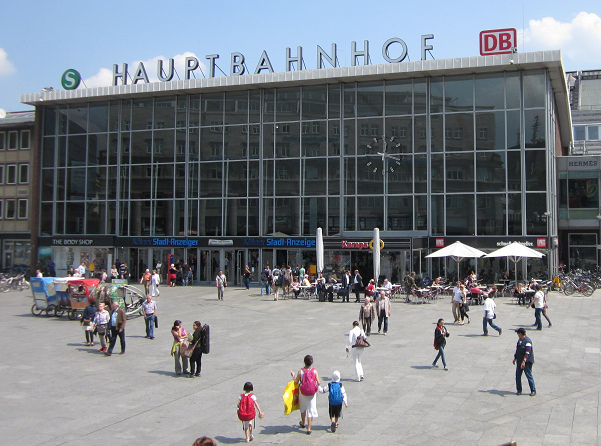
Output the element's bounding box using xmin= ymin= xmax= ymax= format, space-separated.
xmin=282 ymin=380 xmax=300 ymax=415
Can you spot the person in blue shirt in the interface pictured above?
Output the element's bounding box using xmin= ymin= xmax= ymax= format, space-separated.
xmin=513 ymin=327 xmax=536 ymax=396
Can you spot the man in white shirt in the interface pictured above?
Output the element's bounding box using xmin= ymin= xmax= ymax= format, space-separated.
xmin=76 ymin=262 xmax=86 ymax=277
xmin=528 ymin=284 xmax=545 ymax=330
xmin=483 ymin=294 xmax=502 ymax=336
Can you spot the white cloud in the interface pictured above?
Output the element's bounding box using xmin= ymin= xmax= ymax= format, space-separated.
xmin=522 ymin=12 xmax=601 ymax=68
xmin=83 ymin=52 xmax=208 ymax=87
xmin=0 ymin=48 xmax=16 ymax=77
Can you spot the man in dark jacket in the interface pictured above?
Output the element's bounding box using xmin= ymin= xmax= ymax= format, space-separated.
xmin=513 ymin=327 xmax=535 ymax=396
xmin=353 ymin=270 xmax=363 ymax=303
xmin=106 ymin=301 xmax=127 ymax=356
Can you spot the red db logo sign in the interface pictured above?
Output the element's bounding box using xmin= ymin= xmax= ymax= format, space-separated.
xmin=435 ymin=238 xmax=445 ymax=248
xmin=479 ymin=28 xmax=516 ymax=56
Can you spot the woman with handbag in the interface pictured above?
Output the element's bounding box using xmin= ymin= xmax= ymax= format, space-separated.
xmin=346 ymin=321 xmax=368 ymax=382
xmin=93 ymin=302 xmax=110 ymax=352
xmin=358 ymin=297 xmax=376 ymax=336
xmin=171 ymin=320 xmax=189 ymax=375
xmin=81 ymin=300 xmax=97 ymax=346
xmin=459 ymin=284 xmax=470 ymax=324
xmin=432 ymin=318 xmax=450 ymax=370
xmin=189 ymin=321 xmax=205 ymax=378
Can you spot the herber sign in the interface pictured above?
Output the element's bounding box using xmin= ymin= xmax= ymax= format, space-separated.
xmin=479 ymin=28 xmax=517 ymax=56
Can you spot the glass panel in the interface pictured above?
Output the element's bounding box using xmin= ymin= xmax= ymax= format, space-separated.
xmin=176 ymin=96 xmax=188 ymax=128
xmin=41 ymin=169 xmax=54 ymax=201
xmin=275 ymin=122 xmax=300 ymax=158
xmin=56 ymin=202 xmax=64 ymax=234
xmin=58 ymin=106 xmax=68 ymax=134
xmin=57 ymin=168 xmax=65 ymax=201
xmin=302 ymin=86 xmax=327 ymax=120
xmin=43 ymin=107 xmax=56 ymax=136
xmin=385 ymin=80 xmax=412 ymax=116
xmin=129 ymin=165 xmax=151 ymax=201
xmin=430 ymin=115 xmax=443 ymax=153
xmin=356 ymin=81 xmax=383 ymax=117
xmin=130 ymin=131 xmax=152 ymax=164
xmin=431 ymin=153 xmax=444 ymax=193
xmin=328 ymin=158 xmax=340 ymax=195
xmin=262 ymin=124 xmax=275 ymax=159
xmin=430 ymin=77 xmax=444 ymax=113
xmin=66 ymin=168 xmax=86 ymax=200
xmin=108 ymin=134 xmax=118 ymax=165
xmin=225 ymin=199 xmax=247 ymax=236
xmin=477 ymin=194 xmax=506 ymax=235
xmin=343 ymin=120 xmax=355 ymax=155
xmin=526 ymin=193 xmax=546 ymax=235
xmin=414 ymin=79 xmax=427 ymax=114
xmin=476 ymin=111 xmax=504 ymax=150
xmin=588 ymin=125 xmax=599 ymax=140
xmin=573 ymin=126 xmax=585 ymax=141
xmin=302 ymin=197 xmax=326 ymax=235
xmin=131 ymin=98 xmax=153 ymax=130
xmin=303 ymin=158 xmax=327 ymax=195
xmin=274 ymin=159 xmax=300 ymax=196
xmin=41 ymin=203 xmax=53 ymax=235
xmin=506 ymin=110 xmax=521 ymax=149
xmin=343 ymin=157 xmax=356 ymax=196
xmin=507 ymin=151 xmax=521 ymax=191
xmin=199 ymin=126 xmax=222 ymax=161
xmin=275 ymin=197 xmax=299 ymax=235
xmin=357 ymin=196 xmax=383 ymax=230
xmin=524 ymin=109 xmax=545 ymax=148
xmin=446 ymin=153 xmax=474 ymax=192
xmin=508 ymin=193 xmax=522 ymax=235
xmin=224 ymin=125 xmax=247 ymax=160
xmin=477 ymin=151 xmax=506 ymax=192
xmin=387 ymin=154 xmax=412 ymax=194
xmin=152 ymin=129 xmax=175 ymax=164
xmin=345 ymin=196 xmax=356 ymax=231
xmin=188 ymin=162 xmax=199 ymax=198
xmin=263 ymin=160 xmax=274 ymax=196
xmin=343 ymin=83 xmax=356 ymax=118
xmin=431 ymin=195 xmax=444 ymax=235
xmin=387 ymin=116 xmax=412 ymax=154
xmin=475 ymin=74 xmax=504 ymax=110
xmin=68 ymin=106 xmax=88 ymax=134
xmin=414 ymin=154 xmax=427 ymax=193
xmin=276 ymin=87 xmax=300 ymax=121
xmin=87 ymin=166 xmax=106 ymax=199
xmin=248 ymin=160 xmax=259 ymax=197
xmin=199 ymin=162 xmax=222 ymax=197
xmin=446 ymin=195 xmax=474 ymax=235
xmin=88 ymin=134 xmax=108 ymax=165
xmin=303 ymin=120 xmax=327 ymax=157
xmin=201 ymin=93 xmax=224 ymax=127
xmin=328 ymin=197 xmax=340 ymax=235
xmin=88 ymin=102 xmax=108 ymax=133
xmin=387 ymin=196 xmax=412 ymax=230
xmin=249 ymin=90 xmax=261 ymax=123
xmin=42 ymin=137 xmax=55 ymax=168
xmin=559 ymin=178 xmax=567 ymax=208
xmin=414 ymin=116 xmax=427 ymax=153
xmin=444 ymin=75 xmax=473 ymax=111
xmin=107 ymin=167 xmax=117 ymax=200
xmin=328 ymin=85 xmax=340 ymax=119
xmin=248 ymin=198 xmax=259 ymax=236
xmin=175 ymin=128 xmax=186 ymax=163
xmin=224 ymin=91 xmax=248 ymax=125
xmin=65 ymin=202 xmax=85 ymax=234
xmin=567 ymin=179 xmax=598 ymax=208
xmin=225 ymin=161 xmax=247 ymax=197
xmin=506 ymin=72 xmax=520 ymax=109
xmin=445 ymin=113 xmax=473 ymax=151
xmin=86 ymin=201 xmax=105 ymax=234
xmin=416 ymin=195 xmax=427 ymax=231
xmin=523 ymin=71 xmax=546 ymax=108
xmin=201 ymin=199 xmax=223 ymax=236
xmin=525 ymin=150 xmax=546 ymax=191
xmin=263 ymin=197 xmax=274 ymax=235
xmin=67 ymin=135 xmax=86 ymax=167
xmin=174 ymin=164 xmax=186 ymax=198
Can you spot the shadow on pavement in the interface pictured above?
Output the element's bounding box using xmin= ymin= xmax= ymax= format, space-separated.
xmin=478 ymin=389 xmax=516 ymax=397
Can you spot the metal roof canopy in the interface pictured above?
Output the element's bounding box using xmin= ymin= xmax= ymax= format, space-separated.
xmin=20 ymin=50 xmax=572 ymax=147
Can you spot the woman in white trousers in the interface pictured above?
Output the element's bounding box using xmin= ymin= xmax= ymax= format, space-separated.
xmin=346 ymin=320 xmax=366 ymax=382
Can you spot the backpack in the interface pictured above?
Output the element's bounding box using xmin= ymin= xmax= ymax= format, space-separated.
xmin=200 ymin=324 xmax=210 ymax=354
xmin=260 ymin=270 xmax=269 ymax=282
xmin=238 ymin=393 xmax=256 ymax=421
xmin=284 ymin=270 xmax=292 ymax=282
xmin=328 ymin=382 xmax=343 ymax=405
xmin=299 ymin=367 xmax=318 ymax=396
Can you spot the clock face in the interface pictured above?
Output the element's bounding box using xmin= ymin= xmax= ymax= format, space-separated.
xmin=365 ymin=135 xmax=403 ymax=175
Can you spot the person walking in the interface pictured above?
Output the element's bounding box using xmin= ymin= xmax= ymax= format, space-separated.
xmin=93 ymin=302 xmax=110 ymax=352
xmin=171 ymin=320 xmax=189 ymax=375
xmin=376 ymin=291 xmax=391 ymax=335
xmin=513 ymin=327 xmax=536 ymax=396
xmin=150 ymin=269 xmax=161 ymax=297
xmin=290 ymin=355 xmax=321 ymax=435
xmin=459 ymin=284 xmax=471 ymax=324
xmin=404 ymin=271 xmax=416 ymax=302
xmin=432 ymin=318 xmax=449 ymax=370
xmin=352 ymin=270 xmax=363 ymax=302
xmin=528 ymin=284 xmax=546 ymax=330
xmin=140 ymin=268 xmax=152 ymax=295
xmin=189 ymin=321 xmax=206 ymax=378
xmin=215 ymin=269 xmax=227 ymax=300
xmin=318 ymin=370 xmax=348 ymax=433
xmin=243 ymin=265 xmax=252 ymax=290
xmin=482 ymin=293 xmax=502 ymax=336
xmin=142 ymin=295 xmax=157 ymax=339
xmin=358 ymin=297 xmax=376 ymax=336
xmin=237 ymin=382 xmax=264 ymax=443
xmin=81 ymin=299 xmax=96 ymax=346
xmin=346 ymin=321 xmax=367 ymax=382
xmin=260 ymin=266 xmax=271 ymax=296
xmin=452 ymin=281 xmax=463 ymax=323
xmin=342 ymin=270 xmax=351 ymax=303
xmin=105 ymin=301 xmax=126 ymax=356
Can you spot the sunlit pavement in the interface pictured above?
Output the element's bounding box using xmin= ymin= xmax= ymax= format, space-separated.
xmin=1 ymin=284 xmax=600 ymax=445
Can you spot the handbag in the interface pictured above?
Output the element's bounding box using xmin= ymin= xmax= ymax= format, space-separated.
xmin=182 ymin=340 xmax=199 ymax=358
xmin=353 ymin=335 xmax=371 ymax=348
xmin=154 ymin=315 xmax=159 ymax=328
xmin=96 ymin=323 xmax=107 ymax=335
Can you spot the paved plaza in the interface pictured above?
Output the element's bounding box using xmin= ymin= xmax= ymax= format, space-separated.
xmin=1 ymin=283 xmax=601 ymax=445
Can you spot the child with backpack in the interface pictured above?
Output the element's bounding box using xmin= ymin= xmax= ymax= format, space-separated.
xmin=237 ymin=382 xmax=264 ymax=443
xmin=290 ymin=355 xmax=321 ymax=435
xmin=319 ymin=370 xmax=348 ymax=433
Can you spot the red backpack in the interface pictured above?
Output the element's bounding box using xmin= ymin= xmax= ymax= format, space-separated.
xmin=299 ymin=367 xmax=318 ymax=396
xmin=238 ymin=393 xmax=256 ymax=421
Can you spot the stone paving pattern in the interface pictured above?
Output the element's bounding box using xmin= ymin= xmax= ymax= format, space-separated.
xmin=1 ymin=284 xmax=600 ymax=445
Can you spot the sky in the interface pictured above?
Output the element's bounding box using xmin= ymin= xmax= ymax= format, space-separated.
xmin=1 ymin=0 xmax=601 ymax=113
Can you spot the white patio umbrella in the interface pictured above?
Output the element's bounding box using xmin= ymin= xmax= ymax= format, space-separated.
xmin=316 ymin=227 xmax=324 ymax=274
xmin=373 ymin=228 xmax=381 ymax=284
xmin=484 ymin=242 xmax=544 ymax=283
xmin=425 ymin=241 xmax=487 ymax=282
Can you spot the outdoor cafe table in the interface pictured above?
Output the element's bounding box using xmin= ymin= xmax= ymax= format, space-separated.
xmin=299 ymin=285 xmax=314 ymax=299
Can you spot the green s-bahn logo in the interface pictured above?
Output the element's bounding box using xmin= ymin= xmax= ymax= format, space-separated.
xmin=61 ymin=69 xmax=81 ymax=90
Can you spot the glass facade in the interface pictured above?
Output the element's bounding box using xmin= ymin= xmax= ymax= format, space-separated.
xmin=40 ymin=70 xmax=553 ymax=240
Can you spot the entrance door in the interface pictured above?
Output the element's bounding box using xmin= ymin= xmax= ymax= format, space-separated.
xmin=236 ymin=250 xmax=245 ymax=286
xmin=351 ymin=251 xmax=372 ymax=283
